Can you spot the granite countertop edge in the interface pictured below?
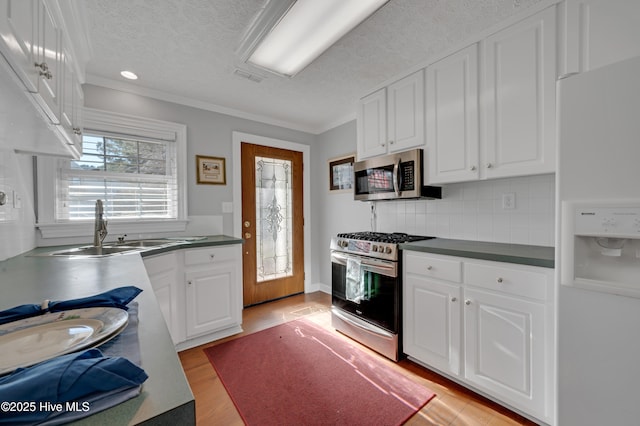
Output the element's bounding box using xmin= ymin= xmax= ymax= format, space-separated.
xmin=400 ymin=238 xmax=555 ymax=268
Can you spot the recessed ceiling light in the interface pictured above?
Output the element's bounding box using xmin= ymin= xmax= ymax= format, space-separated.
xmin=120 ymin=70 xmax=138 ymax=80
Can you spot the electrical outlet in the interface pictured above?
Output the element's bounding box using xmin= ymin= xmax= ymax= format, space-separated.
xmin=502 ymin=193 xmax=515 ymax=210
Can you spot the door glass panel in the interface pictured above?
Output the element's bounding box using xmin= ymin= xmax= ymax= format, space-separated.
xmin=255 ymin=156 xmax=293 ymax=282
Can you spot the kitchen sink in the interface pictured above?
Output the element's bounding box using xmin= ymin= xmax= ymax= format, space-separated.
xmin=112 ymin=239 xmax=178 ymax=248
xmin=46 ymin=246 xmax=141 ymax=257
xmin=41 ymin=239 xmax=185 ymax=257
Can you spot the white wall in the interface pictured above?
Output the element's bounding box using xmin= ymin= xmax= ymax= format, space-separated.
xmin=0 ymin=147 xmax=37 ymax=261
xmin=376 ymin=174 xmax=555 ymax=246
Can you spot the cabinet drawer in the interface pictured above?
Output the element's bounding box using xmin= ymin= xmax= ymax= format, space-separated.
xmin=464 ymin=262 xmax=549 ymax=300
xmin=184 ymin=246 xmax=237 ymax=266
xmin=405 ymin=252 xmax=462 ymax=283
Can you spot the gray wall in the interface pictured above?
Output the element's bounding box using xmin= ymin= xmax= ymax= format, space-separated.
xmin=83 ymin=85 xmax=317 ymax=237
xmin=313 ymin=121 xmax=370 ymax=288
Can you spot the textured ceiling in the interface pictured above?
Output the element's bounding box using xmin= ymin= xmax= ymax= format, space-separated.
xmin=82 ymin=0 xmax=543 ymax=134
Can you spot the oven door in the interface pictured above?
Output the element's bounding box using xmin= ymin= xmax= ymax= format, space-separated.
xmin=331 ymin=251 xmax=399 ymax=333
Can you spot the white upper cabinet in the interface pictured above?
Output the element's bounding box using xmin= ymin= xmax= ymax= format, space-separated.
xmin=34 ymin=0 xmax=62 ymax=124
xmin=563 ymin=0 xmax=640 ymax=75
xmin=0 ymin=0 xmax=39 ymax=92
xmin=482 ymin=6 xmax=557 ymax=179
xmin=426 ymin=44 xmax=480 ymax=184
xmin=0 ymin=0 xmax=85 ymax=158
xmin=357 ymin=88 xmax=387 ymax=159
xmin=357 ymin=70 xmax=425 ymax=160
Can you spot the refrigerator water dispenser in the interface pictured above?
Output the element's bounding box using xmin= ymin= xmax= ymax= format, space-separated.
xmin=561 ymin=200 xmax=640 ymax=298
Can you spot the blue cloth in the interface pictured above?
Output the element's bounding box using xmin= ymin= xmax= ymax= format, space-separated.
xmin=0 ymin=287 xmax=142 ymax=326
xmin=0 ymin=349 xmax=148 ymax=425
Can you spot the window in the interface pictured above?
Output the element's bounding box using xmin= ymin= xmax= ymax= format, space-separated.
xmin=37 ymin=108 xmax=187 ymax=238
xmin=58 ymin=133 xmax=178 ymax=221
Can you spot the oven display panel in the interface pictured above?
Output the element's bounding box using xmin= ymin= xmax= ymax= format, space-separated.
xmin=348 ymin=240 xmax=371 ymax=254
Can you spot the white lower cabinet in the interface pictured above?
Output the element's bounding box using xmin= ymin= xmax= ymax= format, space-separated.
xmin=403 ymin=251 xmax=554 ymax=424
xmin=184 ymin=246 xmax=242 ymax=340
xmin=143 ymin=243 xmax=243 ymax=350
xmin=143 ymin=251 xmax=182 ymax=345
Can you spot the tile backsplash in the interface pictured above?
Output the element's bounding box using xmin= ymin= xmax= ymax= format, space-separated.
xmin=375 ymin=174 xmax=555 ymax=247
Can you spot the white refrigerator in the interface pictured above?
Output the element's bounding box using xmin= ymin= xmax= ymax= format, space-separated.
xmin=557 ymin=56 xmax=640 ymax=425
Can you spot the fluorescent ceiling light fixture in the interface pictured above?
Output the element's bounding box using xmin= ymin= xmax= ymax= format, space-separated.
xmin=238 ymin=0 xmax=388 ymax=77
xmin=120 ymin=70 xmax=138 ymax=80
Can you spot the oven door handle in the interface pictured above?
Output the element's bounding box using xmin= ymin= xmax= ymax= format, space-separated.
xmin=332 ymin=308 xmax=394 ymax=339
xmin=393 ymin=158 xmax=401 ymax=197
xmin=331 ymin=252 xmax=397 ymax=277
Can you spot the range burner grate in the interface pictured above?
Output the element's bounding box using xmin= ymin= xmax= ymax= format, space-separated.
xmin=336 ymin=232 xmax=433 ymax=244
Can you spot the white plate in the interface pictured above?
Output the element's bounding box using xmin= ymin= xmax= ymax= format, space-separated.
xmin=0 ymin=307 xmax=129 ymax=375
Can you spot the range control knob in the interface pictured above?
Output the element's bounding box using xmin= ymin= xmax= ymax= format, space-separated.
xmin=372 ymin=245 xmax=378 ymax=252
xmin=385 ymin=247 xmax=392 ymax=254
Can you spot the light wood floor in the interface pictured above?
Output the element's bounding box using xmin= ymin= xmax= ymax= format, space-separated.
xmin=178 ymin=292 xmax=538 ymax=426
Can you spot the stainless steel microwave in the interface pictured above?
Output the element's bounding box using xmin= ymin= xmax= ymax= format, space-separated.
xmin=353 ymin=149 xmax=441 ymax=201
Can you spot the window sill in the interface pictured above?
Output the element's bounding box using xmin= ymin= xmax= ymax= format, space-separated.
xmin=37 ymin=220 xmax=189 ymax=239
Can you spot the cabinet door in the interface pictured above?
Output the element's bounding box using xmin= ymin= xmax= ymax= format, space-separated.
xmin=356 ymin=88 xmax=387 ymax=159
xmin=483 ymin=7 xmax=557 ymax=178
xmin=0 ymin=0 xmax=38 ymax=92
xmin=185 ymin=264 xmax=238 ymax=338
xmin=463 ymin=288 xmax=547 ymax=419
xmin=144 ymin=252 xmax=182 ymax=344
xmin=404 ymin=274 xmax=461 ymax=375
xmin=387 ymin=70 xmax=425 ymax=153
xmin=34 ymin=0 xmax=61 ymax=123
xmin=59 ymin=46 xmax=82 ymax=156
xmin=564 ymin=0 xmax=640 ymax=74
xmin=426 ymin=44 xmax=479 ymax=184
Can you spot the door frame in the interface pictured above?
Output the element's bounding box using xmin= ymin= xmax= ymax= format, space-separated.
xmin=232 ymin=131 xmax=311 ymax=294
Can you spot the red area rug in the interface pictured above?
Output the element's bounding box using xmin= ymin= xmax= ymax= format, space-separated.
xmin=204 ymin=318 xmax=435 ymax=425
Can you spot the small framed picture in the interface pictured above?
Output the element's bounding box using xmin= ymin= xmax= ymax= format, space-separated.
xmin=329 ymin=154 xmax=355 ymax=192
xmin=196 ymin=155 xmax=226 ymax=185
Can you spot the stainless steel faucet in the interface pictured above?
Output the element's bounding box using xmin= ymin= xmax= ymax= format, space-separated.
xmin=93 ymin=199 xmax=108 ymax=247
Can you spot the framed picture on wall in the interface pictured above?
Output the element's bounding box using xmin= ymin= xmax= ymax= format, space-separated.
xmin=328 ymin=154 xmax=355 ymax=192
xmin=196 ymin=155 xmax=226 ymax=185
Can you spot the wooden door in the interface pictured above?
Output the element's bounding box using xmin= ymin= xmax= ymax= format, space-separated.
xmin=241 ymin=142 xmax=304 ymax=306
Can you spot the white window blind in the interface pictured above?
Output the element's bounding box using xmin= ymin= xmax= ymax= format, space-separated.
xmin=56 ymin=132 xmax=179 ymax=221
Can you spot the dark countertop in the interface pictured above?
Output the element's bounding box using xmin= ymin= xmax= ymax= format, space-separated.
xmin=0 ymin=235 xmax=243 ymax=425
xmin=400 ymin=238 xmax=555 ymax=268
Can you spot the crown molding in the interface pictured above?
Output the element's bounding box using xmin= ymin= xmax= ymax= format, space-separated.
xmin=84 ymin=75 xmax=334 ymax=134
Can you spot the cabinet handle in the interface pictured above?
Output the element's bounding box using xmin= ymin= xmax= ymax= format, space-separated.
xmin=496 ymin=277 xmax=503 ymax=283
xmin=34 ymin=62 xmax=49 ymax=72
xmin=381 ymin=142 xmax=386 ymax=147
xmin=470 ymin=165 xmax=476 ymax=171
xmin=389 ymin=140 xmax=394 ymax=145
xmin=465 ymin=299 xmax=471 ymax=306
xmin=486 ymin=163 xmax=493 ymax=169
xmin=426 ymin=265 xmax=432 ymax=271
xmin=39 ymin=70 xmax=53 ymax=80
xmin=209 ymin=254 xmax=215 ymax=260
xmin=187 ymin=280 xmax=192 ymax=285
xmin=72 ymin=127 xmax=82 ymax=135
xmin=451 ymin=297 xmax=457 ymax=302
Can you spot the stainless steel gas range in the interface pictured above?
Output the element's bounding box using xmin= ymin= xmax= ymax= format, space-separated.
xmin=330 ymin=232 xmax=433 ymax=361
